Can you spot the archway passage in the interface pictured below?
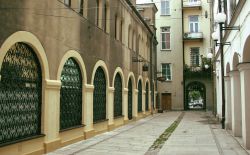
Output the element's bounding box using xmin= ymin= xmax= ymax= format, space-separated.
xmin=93 ymin=67 xmax=106 ymax=122
xmin=114 ymin=73 xmax=122 ymax=117
xmin=185 ymin=81 xmax=206 ymax=110
xmin=138 ymin=80 xmax=142 ymax=112
xmin=145 ymin=82 xmax=149 ymax=111
xmin=128 ymin=78 xmax=133 ymax=120
xmin=60 ymin=58 xmax=82 ymax=130
xmin=0 ymin=42 xmax=42 ymax=144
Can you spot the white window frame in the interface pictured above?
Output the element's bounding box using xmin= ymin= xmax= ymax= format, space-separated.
xmin=190 ymin=47 xmax=200 ymax=66
xmin=160 ymin=27 xmax=171 ymax=50
xmin=189 ymin=15 xmax=199 ymax=33
xmin=161 ymin=0 xmax=170 ymax=15
xmin=161 ymin=63 xmax=172 ymax=81
xmin=64 ymin=0 xmax=71 ymax=6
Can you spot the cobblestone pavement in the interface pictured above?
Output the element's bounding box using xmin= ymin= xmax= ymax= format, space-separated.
xmin=47 ymin=111 xmax=249 ymax=155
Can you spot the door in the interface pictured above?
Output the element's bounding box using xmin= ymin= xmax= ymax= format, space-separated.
xmin=162 ymin=93 xmax=172 ymax=111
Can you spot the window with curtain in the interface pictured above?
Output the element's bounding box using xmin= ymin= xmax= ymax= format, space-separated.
xmin=162 ymin=63 xmax=172 ymax=81
xmin=189 ymin=15 xmax=199 ymax=32
xmin=161 ymin=0 xmax=170 ymax=15
xmin=161 ymin=27 xmax=170 ymax=50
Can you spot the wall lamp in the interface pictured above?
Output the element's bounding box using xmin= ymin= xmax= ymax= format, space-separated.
xmin=212 ymin=12 xmax=240 ymax=46
xmin=212 ymin=7 xmax=241 ymax=129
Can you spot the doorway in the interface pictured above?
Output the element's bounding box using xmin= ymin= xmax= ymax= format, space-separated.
xmin=162 ymin=93 xmax=172 ymax=111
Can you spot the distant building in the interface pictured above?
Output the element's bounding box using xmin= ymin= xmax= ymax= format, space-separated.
xmin=153 ymin=0 xmax=213 ymax=111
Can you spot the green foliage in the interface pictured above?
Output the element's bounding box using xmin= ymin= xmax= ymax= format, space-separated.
xmin=189 ymin=91 xmax=201 ymax=100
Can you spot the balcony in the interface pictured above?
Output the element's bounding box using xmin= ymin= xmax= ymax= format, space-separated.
xmin=183 ymin=32 xmax=203 ymax=41
xmin=183 ymin=1 xmax=202 ymax=10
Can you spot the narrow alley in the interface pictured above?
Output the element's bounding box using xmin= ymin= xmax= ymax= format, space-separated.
xmin=47 ymin=111 xmax=249 ymax=155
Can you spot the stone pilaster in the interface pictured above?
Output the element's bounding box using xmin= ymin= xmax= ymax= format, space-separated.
xmin=238 ymin=63 xmax=250 ymax=149
xmin=224 ymin=76 xmax=232 ymax=130
xmin=229 ymin=70 xmax=242 ymax=137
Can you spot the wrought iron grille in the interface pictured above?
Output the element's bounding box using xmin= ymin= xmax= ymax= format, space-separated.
xmin=145 ymin=83 xmax=149 ymax=111
xmin=128 ymin=79 xmax=133 ymax=120
xmin=138 ymin=80 xmax=142 ymax=112
xmin=114 ymin=74 xmax=122 ymax=117
xmin=185 ymin=81 xmax=206 ymax=110
xmin=93 ymin=67 xmax=106 ymax=122
xmin=60 ymin=58 xmax=82 ymax=130
xmin=0 ymin=42 xmax=42 ymax=145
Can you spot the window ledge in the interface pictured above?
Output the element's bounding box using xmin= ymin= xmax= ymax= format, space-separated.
xmin=60 ymin=124 xmax=85 ymax=133
xmin=160 ymin=14 xmax=171 ymax=16
xmin=161 ymin=49 xmax=172 ymax=52
xmin=0 ymin=134 xmax=45 ymax=147
xmin=163 ymin=80 xmax=172 ymax=82
xmin=114 ymin=115 xmax=124 ymax=119
xmin=93 ymin=119 xmax=109 ymax=124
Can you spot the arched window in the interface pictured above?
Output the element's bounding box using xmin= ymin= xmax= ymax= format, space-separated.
xmin=114 ymin=73 xmax=122 ymax=117
xmin=145 ymin=82 xmax=149 ymax=111
xmin=0 ymin=42 xmax=42 ymax=144
xmin=60 ymin=58 xmax=82 ymax=130
xmin=93 ymin=67 xmax=106 ymax=122
xmin=138 ymin=80 xmax=142 ymax=112
xmin=128 ymin=78 xmax=133 ymax=120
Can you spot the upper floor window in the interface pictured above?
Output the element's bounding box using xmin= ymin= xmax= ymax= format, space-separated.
xmin=78 ymin=0 xmax=84 ymax=15
xmin=189 ymin=15 xmax=199 ymax=32
xmin=64 ymin=0 xmax=71 ymax=7
xmin=190 ymin=47 xmax=200 ymax=66
xmin=96 ymin=0 xmax=100 ymax=26
xmin=162 ymin=63 xmax=172 ymax=81
xmin=161 ymin=0 xmax=170 ymax=15
xmin=161 ymin=27 xmax=170 ymax=50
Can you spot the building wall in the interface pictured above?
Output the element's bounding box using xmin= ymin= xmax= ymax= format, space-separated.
xmin=0 ymin=0 xmax=157 ymax=154
xmin=154 ymin=0 xmax=184 ymax=110
xmin=213 ymin=0 xmax=250 ymax=149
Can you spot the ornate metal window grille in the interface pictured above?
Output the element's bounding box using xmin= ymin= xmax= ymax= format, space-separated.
xmin=60 ymin=58 xmax=82 ymax=130
xmin=138 ymin=80 xmax=142 ymax=112
xmin=0 ymin=42 xmax=42 ymax=145
xmin=145 ymin=82 xmax=149 ymax=111
xmin=114 ymin=73 xmax=122 ymax=118
xmin=93 ymin=67 xmax=106 ymax=122
xmin=128 ymin=79 xmax=133 ymax=120
xmin=185 ymin=81 xmax=206 ymax=110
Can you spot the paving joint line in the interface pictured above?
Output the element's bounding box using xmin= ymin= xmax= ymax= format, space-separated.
xmin=207 ymin=113 xmax=224 ymax=155
xmin=69 ymin=112 xmax=170 ymax=155
xmin=144 ymin=112 xmax=185 ymax=155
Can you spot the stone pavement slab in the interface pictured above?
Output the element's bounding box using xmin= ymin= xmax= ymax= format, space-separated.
xmin=159 ymin=111 xmax=249 ymax=155
xmin=47 ymin=112 xmax=181 ymax=155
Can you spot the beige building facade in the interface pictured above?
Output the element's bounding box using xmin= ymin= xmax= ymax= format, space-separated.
xmin=154 ymin=0 xmax=212 ymax=111
xmin=0 ymin=0 xmax=157 ymax=154
xmin=154 ymin=0 xmax=184 ymax=110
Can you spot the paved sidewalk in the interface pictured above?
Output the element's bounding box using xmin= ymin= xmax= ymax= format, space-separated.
xmin=47 ymin=112 xmax=181 ymax=155
xmin=159 ymin=111 xmax=249 ymax=155
xmin=47 ymin=111 xmax=249 ymax=155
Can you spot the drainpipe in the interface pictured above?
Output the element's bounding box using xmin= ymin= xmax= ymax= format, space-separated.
xmin=150 ymin=37 xmax=153 ymax=114
xmin=181 ymin=0 xmax=185 ymax=110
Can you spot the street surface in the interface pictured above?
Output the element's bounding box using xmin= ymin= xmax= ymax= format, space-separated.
xmin=47 ymin=111 xmax=249 ymax=155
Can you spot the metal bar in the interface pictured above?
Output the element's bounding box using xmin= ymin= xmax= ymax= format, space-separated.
xmin=219 ymin=0 xmax=226 ymax=129
xmin=222 ymin=26 xmax=240 ymax=30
